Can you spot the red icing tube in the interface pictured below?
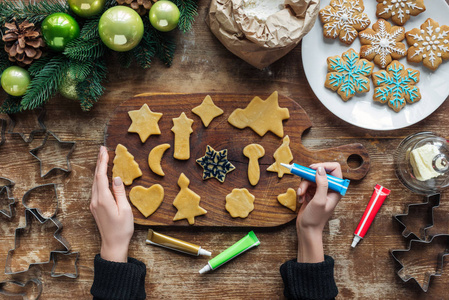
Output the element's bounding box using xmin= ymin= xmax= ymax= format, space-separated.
xmin=351 ymin=184 xmax=390 ymax=248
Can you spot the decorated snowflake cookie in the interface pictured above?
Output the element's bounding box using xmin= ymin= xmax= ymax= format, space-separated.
xmin=372 ymin=60 xmax=421 ymax=112
xmin=325 ymin=48 xmax=374 ymax=101
xmin=406 ymin=18 xmax=449 ymax=71
xmin=376 ymin=0 xmax=425 ymax=26
xmin=359 ymin=19 xmax=406 ymax=69
xmin=319 ymin=0 xmax=370 ymax=45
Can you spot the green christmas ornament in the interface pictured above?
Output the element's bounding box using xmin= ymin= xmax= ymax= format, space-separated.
xmin=41 ymin=13 xmax=80 ymax=51
xmin=98 ymin=6 xmax=144 ymax=52
xmin=58 ymin=72 xmax=79 ymax=101
xmin=1 ymin=66 xmax=31 ymax=97
xmin=68 ymin=0 xmax=106 ymax=18
xmin=149 ymin=0 xmax=180 ymax=32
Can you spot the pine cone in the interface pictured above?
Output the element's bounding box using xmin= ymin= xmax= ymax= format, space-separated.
xmin=2 ymin=20 xmax=45 ymax=66
xmin=117 ymin=0 xmax=157 ymax=16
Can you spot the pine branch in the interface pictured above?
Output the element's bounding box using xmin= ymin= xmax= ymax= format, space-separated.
xmin=117 ymin=51 xmax=134 ymax=68
xmin=0 ymin=95 xmax=23 ymax=114
xmin=63 ymin=39 xmax=105 ymax=61
xmin=28 ymin=54 xmax=54 ymax=76
xmin=68 ymin=59 xmax=93 ymax=81
xmin=78 ymin=17 xmax=101 ymax=40
xmin=0 ymin=0 xmax=70 ymax=25
xmin=0 ymin=43 xmax=12 ymax=74
xmin=76 ymin=58 xmax=107 ymax=111
xmin=132 ymin=21 xmax=157 ymax=69
xmin=143 ymin=19 xmax=175 ymax=66
xmin=21 ymin=55 xmax=69 ymax=110
xmin=174 ymin=0 xmax=198 ymax=33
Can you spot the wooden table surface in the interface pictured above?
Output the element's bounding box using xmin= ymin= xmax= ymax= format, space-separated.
xmin=1 ymin=1 xmax=449 ymax=299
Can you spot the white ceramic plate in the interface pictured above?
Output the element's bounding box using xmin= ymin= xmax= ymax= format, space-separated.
xmin=302 ymin=0 xmax=449 ymax=130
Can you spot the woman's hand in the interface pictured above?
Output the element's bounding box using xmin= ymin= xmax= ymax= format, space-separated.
xmin=296 ymin=162 xmax=343 ymax=263
xmin=90 ymin=146 xmax=134 ymax=263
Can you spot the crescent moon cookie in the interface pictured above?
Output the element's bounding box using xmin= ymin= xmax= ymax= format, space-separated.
xmin=405 ymin=18 xmax=449 ymax=71
xmin=376 ymin=0 xmax=426 ymax=26
xmin=148 ymin=143 xmax=171 ymax=176
xmin=319 ymin=0 xmax=371 ymax=45
xmin=359 ymin=19 xmax=407 ymax=69
xmin=372 ymin=60 xmax=421 ymax=112
xmin=325 ymin=48 xmax=374 ymax=101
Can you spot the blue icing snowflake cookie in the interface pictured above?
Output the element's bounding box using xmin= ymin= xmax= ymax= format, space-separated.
xmin=325 ymin=48 xmax=374 ymax=101
xmin=372 ymin=60 xmax=421 ymax=112
xmin=196 ymin=145 xmax=235 ymax=183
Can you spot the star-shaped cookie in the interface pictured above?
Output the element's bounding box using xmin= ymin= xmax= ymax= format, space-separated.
xmin=173 ymin=173 xmax=207 ymax=225
xmin=128 ymin=104 xmax=163 ymax=143
xmin=192 ymin=95 xmax=224 ymax=127
xmin=376 ymin=0 xmax=425 ymax=26
xmin=196 ymin=145 xmax=235 ymax=183
xmin=228 ymin=91 xmax=290 ymax=138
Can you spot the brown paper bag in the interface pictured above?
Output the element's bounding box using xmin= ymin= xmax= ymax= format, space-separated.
xmin=206 ymin=0 xmax=320 ymax=69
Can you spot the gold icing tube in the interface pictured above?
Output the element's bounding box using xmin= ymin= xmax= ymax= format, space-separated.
xmin=146 ymin=229 xmax=212 ymax=256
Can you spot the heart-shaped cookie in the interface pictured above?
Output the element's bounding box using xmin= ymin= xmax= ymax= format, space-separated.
xmin=129 ymin=184 xmax=164 ymax=218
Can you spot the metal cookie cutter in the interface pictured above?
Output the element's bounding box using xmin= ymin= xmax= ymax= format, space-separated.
xmin=390 ymin=234 xmax=449 ymax=292
xmin=0 ymin=278 xmax=43 ymax=300
xmin=5 ymin=208 xmax=71 ymax=275
xmin=393 ymin=194 xmax=441 ymax=241
xmin=22 ymin=183 xmax=59 ymax=222
xmin=29 ymin=131 xmax=76 ymax=178
xmin=8 ymin=108 xmax=46 ymax=143
xmin=51 ymin=251 xmax=80 ymax=278
xmin=0 ymin=177 xmax=16 ymax=219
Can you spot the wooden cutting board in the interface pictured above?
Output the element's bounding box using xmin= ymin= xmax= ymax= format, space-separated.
xmin=105 ymin=93 xmax=370 ymax=227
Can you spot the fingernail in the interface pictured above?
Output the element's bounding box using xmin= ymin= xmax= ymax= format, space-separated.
xmin=100 ymin=146 xmax=106 ymax=153
xmin=114 ymin=177 xmax=122 ymax=186
xmin=317 ymin=167 xmax=325 ymax=176
xmin=309 ymin=164 xmax=316 ymax=168
xmin=297 ymin=187 xmax=301 ymax=195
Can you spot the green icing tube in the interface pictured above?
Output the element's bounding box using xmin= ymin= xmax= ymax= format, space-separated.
xmin=199 ymin=231 xmax=260 ymax=274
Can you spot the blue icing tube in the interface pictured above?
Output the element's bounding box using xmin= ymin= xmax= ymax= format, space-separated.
xmin=280 ymin=163 xmax=350 ymax=196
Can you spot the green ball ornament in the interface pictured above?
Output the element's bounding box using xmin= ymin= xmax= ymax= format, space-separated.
xmin=98 ymin=6 xmax=144 ymax=52
xmin=58 ymin=72 xmax=79 ymax=101
xmin=68 ymin=0 xmax=106 ymax=18
xmin=41 ymin=13 xmax=80 ymax=52
xmin=1 ymin=66 xmax=31 ymax=97
xmin=149 ymin=0 xmax=180 ymax=32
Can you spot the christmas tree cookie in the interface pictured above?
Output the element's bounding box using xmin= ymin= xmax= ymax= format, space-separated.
xmin=325 ymin=48 xmax=374 ymax=101
xmin=225 ymin=188 xmax=255 ymax=218
xmin=173 ymin=173 xmax=207 ymax=225
xmin=319 ymin=0 xmax=371 ymax=45
xmin=127 ymin=104 xmax=163 ymax=143
xmin=267 ymin=135 xmax=293 ymax=178
xmin=112 ymin=144 xmax=142 ymax=185
xmin=372 ymin=60 xmax=421 ymax=112
xmin=191 ymin=95 xmax=224 ymax=127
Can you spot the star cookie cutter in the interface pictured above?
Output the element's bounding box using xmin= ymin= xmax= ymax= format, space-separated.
xmin=390 ymin=234 xmax=449 ymax=292
xmin=22 ymin=183 xmax=59 ymax=222
xmin=0 ymin=177 xmax=15 ymax=219
xmin=29 ymin=131 xmax=76 ymax=178
xmin=5 ymin=208 xmax=71 ymax=275
xmin=0 ymin=278 xmax=43 ymax=300
xmin=8 ymin=108 xmax=46 ymax=143
xmin=0 ymin=118 xmax=6 ymax=146
xmin=51 ymin=251 xmax=80 ymax=278
xmin=393 ymin=194 xmax=441 ymax=241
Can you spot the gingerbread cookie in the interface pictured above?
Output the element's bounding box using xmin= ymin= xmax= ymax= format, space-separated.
xmin=277 ymin=188 xmax=297 ymax=212
xmin=171 ymin=112 xmax=193 ymax=160
xmin=148 ymin=143 xmax=170 ymax=176
xmin=173 ymin=173 xmax=207 ymax=225
xmin=225 ymin=188 xmax=255 ymax=218
xmin=376 ymin=0 xmax=425 ymax=26
xmin=129 ymin=184 xmax=164 ymax=218
xmin=228 ymin=91 xmax=289 ymax=138
xmin=319 ymin=0 xmax=370 ymax=45
xmin=243 ymin=144 xmax=265 ymax=186
xmin=372 ymin=60 xmax=421 ymax=112
xmin=267 ymin=135 xmax=293 ymax=178
xmin=112 ymin=144 xmax=142 ymax=186
xmin=191 ymin=95 xmax=224 ymax=127
xmin=128 ymin=104 xmax=163 ymax=143
xmin=325 ymin=48 xmax=374 ymax=101
xmin=406 ymin=18 xmax=449 ymax=71
xmin=196 ymin=145 xmax=235 ymax=183
xmin=359 ymin=19 xmax=406 ymax=69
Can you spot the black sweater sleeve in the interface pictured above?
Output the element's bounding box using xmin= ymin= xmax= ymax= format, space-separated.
xmin=91 ymin=254 xmax=146 ymax=300
xmin=279 ymin=255 xmax=338 ymax=300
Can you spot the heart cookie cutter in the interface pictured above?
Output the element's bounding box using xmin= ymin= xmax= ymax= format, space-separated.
xmin=29 ymin=131 xmax=76 ymax=178
xmin=0 ymin=177 xmax=15 ymax=219
xmin=8 ymin=108 xmax=46 ymax=143
xmin=0 ymin=278 xmax=42 ymax=300
xmin=4 ymin=208 xmax=71 ymax=275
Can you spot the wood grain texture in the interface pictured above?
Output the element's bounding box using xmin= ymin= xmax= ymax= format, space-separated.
xmin=0 ymin=0 xmax=448 ymax=298
xmin=105 ymin=93 xmax=370 ymax=226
